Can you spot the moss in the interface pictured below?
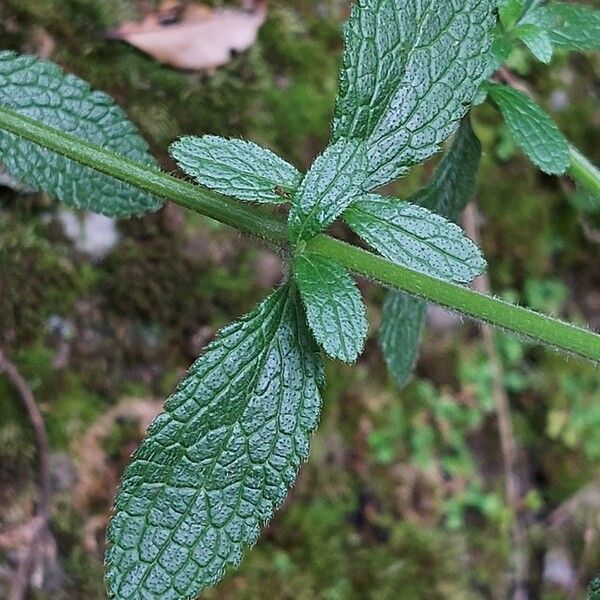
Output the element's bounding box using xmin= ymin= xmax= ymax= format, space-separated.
xmin=0 ymin=219 xmax=79 ymax=348
xmin=99 ymin=213 xmax=208 ymax=343
xmin=46 ymin=376 xmax=106 ymax=449
xmin=1 ymin=1 xmax=600 ymax=597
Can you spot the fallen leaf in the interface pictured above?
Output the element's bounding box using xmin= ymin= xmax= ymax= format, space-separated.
xmin=106 ymin=0 xmax=267 ymax=71
xmin=73 ymin=398 xmax=163 ymax=521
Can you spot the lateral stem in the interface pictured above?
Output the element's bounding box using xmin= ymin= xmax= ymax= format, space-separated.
xmin=0 ymin=106 xmax=599 ymax=364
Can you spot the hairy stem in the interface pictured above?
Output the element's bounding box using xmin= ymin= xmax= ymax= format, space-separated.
xmin=0 ymin=106 xmax=599 ymax=363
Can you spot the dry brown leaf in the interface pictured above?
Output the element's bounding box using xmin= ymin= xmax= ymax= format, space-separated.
xmin=106 ymin=0 xmax=267 ymax=71
xmin=73 ymin=397 xmax=163 ymax=554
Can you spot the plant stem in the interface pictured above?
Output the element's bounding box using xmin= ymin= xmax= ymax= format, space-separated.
xmin=0 ymin=108 xmax=287 ymax=245
xmin=0 ymin=106 xmax=599 ymax=364
xmin=307 ymin=235 xmax=600 ymax=362
xmin=569 ymin=146 xmax=600 ymax=200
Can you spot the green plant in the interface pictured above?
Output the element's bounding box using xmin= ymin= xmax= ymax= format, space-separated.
xmin=1 ymin=1 xmax=600 ymax=598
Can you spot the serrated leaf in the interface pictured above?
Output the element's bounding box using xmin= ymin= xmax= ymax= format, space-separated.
xmin=332 ymin=0 xmax=495 ymax=190
xmin=414 ymin=119 xmax=482 ymax=222
xmin=498 ymin=0 xmax=525 ymax=29
xmin=106 ymin=284 xmax=324 ymax=600
xmin=379 ymin=293 xmax=427 ymax=388
xmin=345 ymin=194 xmax=486 ymax=284
xmin=170 ymin=136 xmax=301 ymax=204
xmin=515 ymin=24 xmax=553 ymax=63
xmin=378 ymin=119 xmax=482 ymax=389
xmin=485 ymin=83 xmax=570 ymax=175
xmin=524 ymin=2 xmax=600 ymax=52
xmin=0 ymin=51 xmax=160 ymax=216
xmin=288 ymin=139 xmax=366 ymax=241
xmin=294 ymin=253 xmax=368 ymax=363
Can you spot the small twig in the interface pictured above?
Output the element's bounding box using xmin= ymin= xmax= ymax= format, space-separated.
xmin=0 ymin=348 xmax=51 ymax=600
xmin=580 ymin=217 xmax=600 ymax=245
xmin=463 ymin=203 xmax=529 ymax=600
xmin=496 ymin=66 xmax=534 ymax=96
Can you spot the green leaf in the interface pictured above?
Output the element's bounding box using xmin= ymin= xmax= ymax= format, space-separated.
xmin=106 ymin=284 xmax=324 ymax=599
xmin=345 ymin=194 xmax=486 ymax=284
xmin=170 ymin=136 xmax=302 ymax=204
xmin=414 ymin=119 xmax=482 ymax=222
xmin=379 ymin=293 xmax=427 ymax=388
xmin=485 ymin=83 xmax=570 ymax=175
xmin=332 ymin=0 xmax=495 ymax=190
xmin=288 ymin=139 xmax=366 ymax=241
xmin=498 ymin=0 xmax=525 ymax=29
xmin=515 ymin=24 xmax=553 ymax=63
xmin=483 ymin=26 xmax=514 ymax=78
xmin=524 ymin=2 xmax=600 ymax=52
xmin=294 ymin=253 xmax=368 ymax=363
xmin=378 ymin=119 xmax=482 ymax=389
xmin=588 ymin=575 xmax=600 ymax=600
xmin=0 ymin=51 xmax=160 ymax=216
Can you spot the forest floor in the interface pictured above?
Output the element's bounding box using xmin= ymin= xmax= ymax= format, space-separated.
xmin=1 ymin=1 xmax=600 ymax=598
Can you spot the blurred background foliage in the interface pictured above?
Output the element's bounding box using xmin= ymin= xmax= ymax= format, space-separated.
xmin=0 ymin=0 xmax=600 ymax=598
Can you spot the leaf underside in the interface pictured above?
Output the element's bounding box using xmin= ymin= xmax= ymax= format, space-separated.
xmin=170 ymin=135 xmax=302 ymax=204
xmin=380 ymin=292 xmax=427 ymax=388
xmin=486 ymin=82 xmax=570 ymax=175
xmin=106 ymin=284 xmax=324 ymax=600
xmin=294 ymin=253 xmax=368 ymax=363
xmin=333 ymin=0 xmax=495 ymax=190
xmin=378 ymin=119 xmax=482 ymax=388
xmin=414 ymin=119 xmax=482 ymax=222
xmin=0 ymin=51 xmax=160 ymax=216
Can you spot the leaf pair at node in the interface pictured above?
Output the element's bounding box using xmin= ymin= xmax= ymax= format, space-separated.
xmin=107 ymin=2 xmax=497 ymax=595
xmin=483 ymin=1 xmax=600 ymax=201
xmin=0 ymin=1 xmax=500 ymax=598
xmin=170 ymin=128 xmax=487 ymax=364
xmin=494 ymin=0 xmax=600 ymax=65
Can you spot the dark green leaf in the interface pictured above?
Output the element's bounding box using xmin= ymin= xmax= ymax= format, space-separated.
xmin=485 ymin=83 xmax=570 ymax=175
xmin=483 ymin=26 xmax=514 ymax=78
xmin=413 ymin=119 xmax=482 ymax=222
xmin=0 ymin=51 xmax=160 ymax=216
xmin=345 ymin=194 xmax=486 ymax=284
xmin=288 ymin=139 xmax=366 ymax=241
xmin=294 ymin=253 xmax=368 ymax=363
xmin=106 ymin=284 xmax=324 ymax=599
xmin=379 ymin=293 xmax=427 ymax=388
xmin=332 ymin=0 xmax=495 ymax=189
xmin=524 ymin=2 xmax=600 ymax=52
xmin=378 ymin=120 xmax=482 ymax=389
xmin=170 ymin=136 xmax=302 ymax=204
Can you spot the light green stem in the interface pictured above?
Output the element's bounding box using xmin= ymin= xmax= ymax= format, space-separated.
xmin=0 ymin=106 xmax=599 ymax=364
xmin=569 ymin=146 xmax=600 ymax=199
